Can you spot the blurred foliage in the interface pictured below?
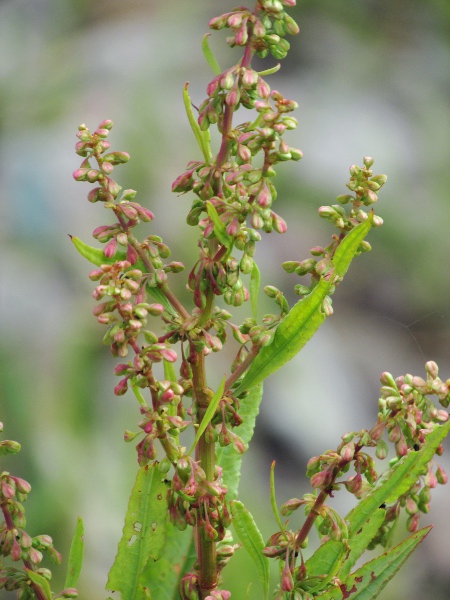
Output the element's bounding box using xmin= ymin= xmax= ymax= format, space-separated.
xmin=1 ymin=0 xmax=449 ymax=598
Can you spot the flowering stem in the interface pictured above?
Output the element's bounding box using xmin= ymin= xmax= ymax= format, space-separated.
xmin=127 ymin=232 xmax=190 ymax=319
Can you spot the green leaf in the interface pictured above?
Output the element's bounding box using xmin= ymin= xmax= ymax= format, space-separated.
xmin=164 ymin=359 xmax=179 ymax=426
xmin=216 ymin=384 xmax=263 ymax=500
xmin=233 ymin=217 xmax=373 ymax=395
xmin=71 ymin=235 xmax=177 ymax=316
xmin=139 ymin=523 xmax=196 ymax=600
xmin=163 ymin=359 xmax=178 ymax=384
xmin=316 ymin=526 xmax=431 ymax=600
xmin=64 ymin=516 xmax=84 ymax=589
xmin=303 ymin=540 xmax=345 ymax=593
xmin=270 ymin=461 xmax=284 ymax=533
xmin=25 ymin=570 xmax=53 ymax=600
xmin=338 ymin=509 xmax=386 ymax=581
xmin=202 ymin=33 xmax=221 ymax=75
xmin=183 ymin=82 xmax=212 ymax=164
xmin=231 ymin=500 xmax=270 ymax=600
xmin=106 ymin=465 xmax=169 ymax=600
xmin=249 ymin=261 xmax=261 ymax=321
xmin=205 ymin=201 xmax=234 ymax=252
xmin=70 ymin=235 xmax=144 ymax=272
xmin=257 ymin=64 xmax=281 ymax=76
xmin=188 ymin=377 xmax=225 ymax=455
xmin=346 ymin=419 xmax=450 ymax=537
xmin=146 ymin=284 xmax=178 ymax=317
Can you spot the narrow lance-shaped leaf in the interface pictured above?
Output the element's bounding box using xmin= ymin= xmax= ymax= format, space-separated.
xmin=64 ymin=516 xmax=84 ymax=589
xmin=25 ymin=570 xmax=53 ymax=600
xmin=338 ymin=508 xmax=386 ymax=581
xmin=183 ymin=82 xmax=212 ymax=164
xmin=70 ymin=235 xmax=177 ymax=316
xmin=164 ymin=359 xmax=179 ymax=422
xmin=70 ymin=235 xmax=145 ymax=272
xmin=316 ymin=526 xmax=431 ymax=600
xmin=303 ymin=540 xmax=345 ymax=594
xmin=257 ymin=64 xmax=281 ymax=76
xmin=216 ymin=383 xmax=263 ymax=500
xmin=346 ymin=419 xmax=450 ymax=537
xmin=188 ymin=376 xmax=225 ymax=455
xmin=270 ymin=461 xmax=285 ymax=533
xmin=106 ymin=465 xmax=169 ymax=600
xmin=206 ymin=201 xmax=234 ymax=252
xmin=233 ymin=217 xmax=373 ymax=395
xmin=249 ymin=261 xmax=261 ymax=321
xmin=231 ymin=500 xmax=270 ymax=600
xmin=202 ymin=33 xmax=222 ymax=76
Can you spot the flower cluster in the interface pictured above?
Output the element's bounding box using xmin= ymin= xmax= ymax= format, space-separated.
xmin=0 ymin=424 xmax=77 ymax=599
xmin=172 ymin=4 xmax=301 ymax=311
xmin=263 ymin=363 xmax=449 ymax=598
xmin=209 ymin=1 xmax=299 ymax=58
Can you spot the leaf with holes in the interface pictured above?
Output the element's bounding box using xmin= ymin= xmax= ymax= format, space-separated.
xmin=106 ymin=465 xmax=169 ymax=600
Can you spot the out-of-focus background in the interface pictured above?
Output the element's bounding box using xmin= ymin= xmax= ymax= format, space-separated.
xmin=1 ymin=0 xmax=449 ymax=598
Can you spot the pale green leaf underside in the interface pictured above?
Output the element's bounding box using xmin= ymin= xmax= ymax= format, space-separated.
xmin=25 ymin=570 xmax=53 ymax=600
xmin=106 ymin=465 xmax=169 ymax=600
xmin=189 ymin=377 xmax=225 ymax=455
xmin=64 ymin=516 xmax=84 ymax=589
xmin=216 ymin=384 xmax=263 ymax=500
xmin=140 ymin=523 xmax=196 ymax=600
xmin=206 ymin=201 xmax=234 ymax=250
xmin=183 ymin=82 xmax=212 ymax=163
xmin=233 ymin=217 xmax=373 ymax=395
xmin=202 ymin=33 xmax=222 ymax=75
xmin=231 ymin=500 xmax=270 ymax=600
xmin=316 ymin=526 xmax=431 ymax=600
xmin=249 ymin=261 xmax=261 ymax=321
xmin=346 ymin=419 xmax=450 ymax=537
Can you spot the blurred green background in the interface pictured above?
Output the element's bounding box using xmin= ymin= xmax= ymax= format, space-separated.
xmin=1 ymin=0 xmax=449 ymax=598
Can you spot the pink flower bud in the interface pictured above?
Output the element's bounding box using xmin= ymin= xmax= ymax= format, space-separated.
xmin=114 ymin=377 xmax=129 ymax=396
xmin=103 ymin=237 xmax=118 ymax=258
xmin=281 ymin=563 xmax=294 ymax=592
xmin=1 ymin=480 xmax=15 ymax=499
xmin=271 ymin=211 xmax=287 ymax=233
xmin=29 ymin=547 xmax=43 ymax=564
xmin=225 ymin=87 xmax=240 ymax=107
xmin=11 ymin=538 xmax=22 ymax=561
xmin=137 ymin=206 xmax=154 ymax=222
xmin=436 ymin=466 xmax=448 ymax=485
xmin=98 ymin=119 xmax=113 ymax=130
xmin=59 ymin=588 xmax=79 ymax=598
xmin=72 ymin=168 xmax=89 ymax=181
xmin=160 ymin=348 xmax=177 ymax=362
xmin=12 ymin=477 xmax=31 ymax=495
xmin=234 ymin=21 xmax=248 ymax=46
xmin=126 ymin=244 xmax=138 ymax=265
xmin=256 ymin=77 xmax=270 ymax=99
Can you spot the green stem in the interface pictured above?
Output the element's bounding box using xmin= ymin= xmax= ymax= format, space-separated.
xmin=191 ymin=351 xmax=218 ymax=598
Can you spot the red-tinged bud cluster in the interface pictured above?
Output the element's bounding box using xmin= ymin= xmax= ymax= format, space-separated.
xmin=209 ymin=2 xmax=298 ymax=59
xmin=283 ymin=157 xmax=386 ymax=307
xmin=0 ymin=426 xmax=73 ymax=598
